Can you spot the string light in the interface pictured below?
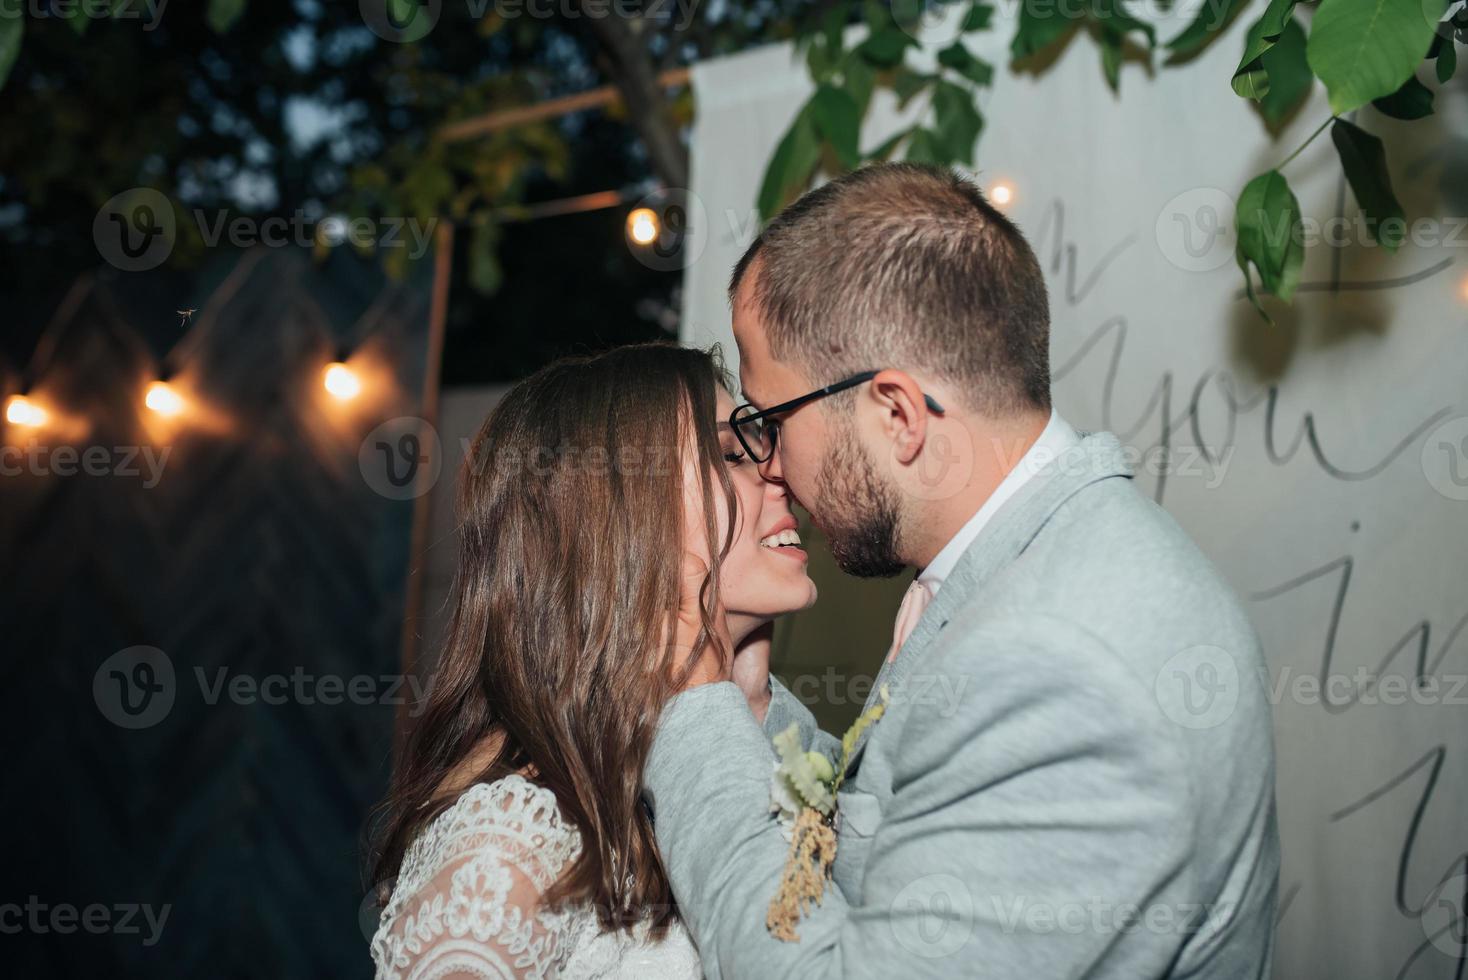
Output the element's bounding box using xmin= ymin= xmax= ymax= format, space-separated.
xmin=990 ymin=182 xmax=1014 ymax=206
xmin=144 ymin=380 xmax=186 ymax=417
xmin=626 ymin=207 xmax=659 ymax=246
xmin=324 ymin=362 xmax=362 ymax=401
xmin=5 ymin=393 xmax=47 ymax=428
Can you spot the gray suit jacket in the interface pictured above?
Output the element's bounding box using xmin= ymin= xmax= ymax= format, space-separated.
xmin=643 ymin=429 xmax=1280 ymax=979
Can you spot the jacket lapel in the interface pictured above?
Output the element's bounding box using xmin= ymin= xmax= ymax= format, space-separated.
xmin=841 ymin=431 xmax=1133 ymax=773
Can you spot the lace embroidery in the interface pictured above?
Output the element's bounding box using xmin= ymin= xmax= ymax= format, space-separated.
xmin=370 ymin=774 xmax=702 ymax=980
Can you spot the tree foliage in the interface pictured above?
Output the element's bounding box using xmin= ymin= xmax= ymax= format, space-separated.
xmin=758 ymin=0 xmax=1467 ymax=322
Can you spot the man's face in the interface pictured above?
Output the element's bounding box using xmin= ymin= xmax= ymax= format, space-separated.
xmin=731 ymin=276 xmax=905 ymax=578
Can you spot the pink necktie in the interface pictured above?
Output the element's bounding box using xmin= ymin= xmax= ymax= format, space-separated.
xmin=887 ymin=580 xmax=933 ymax=663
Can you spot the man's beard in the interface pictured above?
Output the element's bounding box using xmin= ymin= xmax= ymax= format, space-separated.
xmin=812 ymin=422 xmax=906 ymax=579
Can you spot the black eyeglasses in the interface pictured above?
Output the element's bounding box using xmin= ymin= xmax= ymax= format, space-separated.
xmin=728 ymin=370 xmax=945 ymax=464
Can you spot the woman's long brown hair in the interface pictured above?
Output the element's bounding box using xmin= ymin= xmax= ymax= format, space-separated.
xmin=368 ymin=342 xmax=737 ymax=936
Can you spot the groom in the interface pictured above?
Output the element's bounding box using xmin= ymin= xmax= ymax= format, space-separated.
xmin=645 ymin=162 xmax=1280 ymax=978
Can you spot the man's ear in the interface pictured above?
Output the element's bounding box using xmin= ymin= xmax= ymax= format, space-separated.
xmin=869 ymin=369 xmax=930 ymax=465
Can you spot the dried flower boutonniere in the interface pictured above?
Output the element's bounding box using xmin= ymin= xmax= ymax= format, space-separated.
xmin=766 ymin=685 xmax=890 ymax=941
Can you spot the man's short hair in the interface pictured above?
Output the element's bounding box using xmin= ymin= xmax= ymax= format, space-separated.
xmin=730 ymin=162 xmax=1051 ymax=416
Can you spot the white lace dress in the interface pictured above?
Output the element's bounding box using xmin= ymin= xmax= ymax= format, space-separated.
xmin=370 ymin=774 xmax=704 ymax=980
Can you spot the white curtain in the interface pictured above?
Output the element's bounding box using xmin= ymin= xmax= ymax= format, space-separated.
xmin=680 ymin=7 xmax=1468 ymax=977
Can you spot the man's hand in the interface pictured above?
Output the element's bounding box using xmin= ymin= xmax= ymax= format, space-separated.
xmin=732 ymin=622 xmax=774 ymax=724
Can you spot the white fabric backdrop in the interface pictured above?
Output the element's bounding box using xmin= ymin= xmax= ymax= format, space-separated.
xmin=679 ymin=7 xmax=1468 ymax=977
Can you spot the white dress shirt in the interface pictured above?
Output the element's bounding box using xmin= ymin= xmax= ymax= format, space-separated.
xmin=917 ymin=409 xmax=1081 ymax=596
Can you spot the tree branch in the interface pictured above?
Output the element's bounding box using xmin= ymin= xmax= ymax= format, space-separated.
xmin=577 ymin=7 xmax=690 ymax=190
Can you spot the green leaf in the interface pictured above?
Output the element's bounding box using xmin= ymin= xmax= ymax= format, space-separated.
xmin=964 ymin=1 xmax=995 ymax=30
xmin=905 ymin=127 xmax=946 ymax=164
xmin=468 ymin=220 xmax=502 ymax=295
xmin=858 ymin=29 xmax=913 ymax=66
xmin=1434 ymin=34 xmax=1457 ymax=81
xmin=1011 ymin=0 xmax=1080 ymax=59
xmin=932 ymin=80 xmax=983 ymax=164
xmin=65 ymin=4 xmax=90 ymax=34
xmin=807 ymin=36 xmax=838 ymax=80
xmin=1167 ymin=0 xmax=1249 ymax=56
xmin=865 ymin=126 xmax=915 ymax=161
xmin=758 ymin=106 xmax=822 ymax=220
xmin=1100 ymin=28 xmax=1124 ymax=90
xmin=811 ymin=84 xmax=862 ymax=169
xmin=1235 ymin=169 xmax=1304 ymax=319
xmin=773 ymin=724 xmax=835 ymax=814
xmin=892 ymin=67 xmax=935 ymax=106
xmin=842 ymin=50 xmax=876 ymax=112
xmin=1372 ymin=74 xmax=1435 ymax=117
xmin=938 ymin=41 xmax=995 ymax=85
xmin=1257 ymin=18 xmax=1313 ymax=124
xmin=1092 ymin=0 xmax=1158 ymax=49
xmin=833 ymin=687 xmax=889 ymax=792
xmin=387 ymin=0 xmax=419 ymax=26
xmin=1232 ymin=0 xmax=1300 ymax=99
xmin=938 ymin=40 xmax=975 ymax=72
xmin=863 ymin=0 xmax=894 ymax=30
xmin=1330 ymin=118 xmax=1406 ymax=251
xmin=0 ymin=13 xmax=19 ymax=91
xmin=207 ymin=0 xmax=247 ymax=33
xmin=1307 ymin=0 xmax=1449 ymax=114
xmin=404 ymin=160 xmax=455 ymax=221
xmin=822 ymin=4 xmax=848 ymax=55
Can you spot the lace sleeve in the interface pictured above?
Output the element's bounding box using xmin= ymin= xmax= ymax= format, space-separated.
xmin=372 ymin=778 xmax=584 ymax=980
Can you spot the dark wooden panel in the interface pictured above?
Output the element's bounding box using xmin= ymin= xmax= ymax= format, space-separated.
xmin=0 ymin=246 xmax=434 ymax=978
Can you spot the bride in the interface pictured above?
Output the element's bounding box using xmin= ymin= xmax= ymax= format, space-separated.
xmin=367 ymin=343 xmax=817 ymax=979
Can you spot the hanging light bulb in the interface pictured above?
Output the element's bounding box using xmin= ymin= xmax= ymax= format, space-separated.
xmin=626 ymin=207 xmax=659 ymax=247
xmin=990 ymin=182 xmax=1014 ymax=206
xmin=144 ymin=380 xmax=186 ymax=417
xmin=5 ymin=393 xmax=48 ymax=428
xmin=324 ymin=361 xmax=362 ymax=401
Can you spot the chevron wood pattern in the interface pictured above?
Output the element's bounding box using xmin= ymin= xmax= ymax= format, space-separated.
xmin=0 ymin=246 xmax=435 ymax=978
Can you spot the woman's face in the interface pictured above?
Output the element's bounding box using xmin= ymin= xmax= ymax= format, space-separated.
xmin=683 ymin=386 xmax=818 ymax=641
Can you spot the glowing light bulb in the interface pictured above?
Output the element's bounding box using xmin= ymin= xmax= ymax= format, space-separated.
xmin=324 ymin=362 xmax=362 ymax=401
xmin=144 ymin=380 xmax=186 ymax=417
xmin=5 ymin=394 xmax=47 ymax=428
xmin=626 ymin=208 xmax=659 ymax=246
xmin=990 ymin=183 xmax=1014 ymax=206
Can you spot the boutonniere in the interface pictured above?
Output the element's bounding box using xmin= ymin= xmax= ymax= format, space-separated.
xmin=766 ymin=685 xmax=890 ymax=942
